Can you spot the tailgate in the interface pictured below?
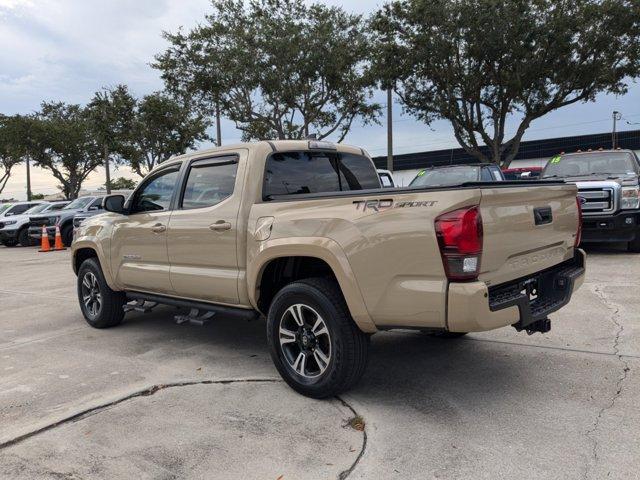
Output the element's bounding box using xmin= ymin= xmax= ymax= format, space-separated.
xmin=478 ymin=183 xmax=579 ymax=286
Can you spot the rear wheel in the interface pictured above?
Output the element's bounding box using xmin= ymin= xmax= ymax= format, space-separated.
xmin=77 ymin=258 xmax=125 ymax=328
xmin=267 ymin=277 xmax=370 ymax=399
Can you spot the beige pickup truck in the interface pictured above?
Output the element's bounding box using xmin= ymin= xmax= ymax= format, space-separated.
xmin=72 ymin=140 xmax=585 ymax=398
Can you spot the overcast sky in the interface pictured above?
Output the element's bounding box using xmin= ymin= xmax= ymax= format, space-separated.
xmin=1 ymin=0 xmax=639 ymax=200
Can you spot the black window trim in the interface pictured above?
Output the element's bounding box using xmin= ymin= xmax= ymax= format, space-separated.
xmin=261 ymin=149 xmax=381 ymax=202
xmin=176 ymin=153 xmax=240 ymax=211
xmin=127 ymin=163 xmax=182 ymax=214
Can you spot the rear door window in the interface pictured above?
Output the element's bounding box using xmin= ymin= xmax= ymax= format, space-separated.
xmin=181 ymin=158 xmax=238 ymax=210
xmin=263 ymin=151 xmax=379 ymax=199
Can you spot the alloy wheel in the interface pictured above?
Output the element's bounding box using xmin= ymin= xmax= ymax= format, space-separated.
xmin=278 ymin=303 xmax=332 ymax=378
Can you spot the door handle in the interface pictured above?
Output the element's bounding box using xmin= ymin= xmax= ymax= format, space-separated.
xmin=151 ymin=223 xmax=166 ymax=233
xmin=209 ymin=221 xmax=231 ymax=231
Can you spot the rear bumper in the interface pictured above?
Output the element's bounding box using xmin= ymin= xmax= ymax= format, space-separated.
xmin=447 ymin=249 xmax=586 ymax=332
xmin=581 ymin=211 xmax=639 ymax=243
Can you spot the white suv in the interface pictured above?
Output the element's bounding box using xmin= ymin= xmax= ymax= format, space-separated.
xmin=0 ymin=201 xmax=69 ymax=247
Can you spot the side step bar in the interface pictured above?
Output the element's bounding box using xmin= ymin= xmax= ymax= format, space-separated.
xmin=125 ymin=291 xmax=260 ymax=322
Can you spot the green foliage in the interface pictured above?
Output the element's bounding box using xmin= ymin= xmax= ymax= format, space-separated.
xmin=154 ymin=0 xmax=380 ymax=142
xmin=29 ymin=102 xmax=103 ymax=199
xmin=0 ymin=115 xmax=32 ymax=194
xmin=371 ymin=0 xmax=640 ymax=165
xmin=30 ymin=193 xmax=45 ymax=200
xmin=105 ymin=177 xmax=137 ymax=190
xmin=87 ymin=84 xmax=137 ymax=166
xmin=122 ymin=92 xmax=211 ymax=177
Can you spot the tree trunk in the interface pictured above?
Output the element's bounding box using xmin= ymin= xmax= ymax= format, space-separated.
xmin=104 ymin=144 xmax=111 ymax=194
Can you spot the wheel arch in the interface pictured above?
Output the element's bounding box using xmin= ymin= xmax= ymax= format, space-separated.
xmin=72 ymin=241 xmax=117 ymax=290
xmin=248 ymin=237 xmax=376 ymax=333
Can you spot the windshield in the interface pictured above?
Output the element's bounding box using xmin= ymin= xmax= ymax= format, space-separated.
xmin=410 ymin=166 xmax=480 ymax=187
xmin=542 ymin=152 xmax=638 ymax=178
xmin=24 ymin=203 xmax=49 ymax=214
xmin=64 ymin=197 xmax=93 ymax=210
xmin=48 ymin=203 xmax=69 ymax=211
xmin=0 ymin=204 xmax=12 ymax=215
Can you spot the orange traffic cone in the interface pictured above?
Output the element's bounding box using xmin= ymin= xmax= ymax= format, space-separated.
xmin=53 ymin=225 xmax=66 ymax=251
xmin=38 ymin=225 xmax=51 ymax=252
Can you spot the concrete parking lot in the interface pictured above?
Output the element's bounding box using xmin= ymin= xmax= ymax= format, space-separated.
xmin=0 ymin=246 xmax=638 ymax=479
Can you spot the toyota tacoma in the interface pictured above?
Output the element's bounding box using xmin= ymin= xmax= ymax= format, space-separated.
xmin=72 ymin=140 xmax=585 ymax=398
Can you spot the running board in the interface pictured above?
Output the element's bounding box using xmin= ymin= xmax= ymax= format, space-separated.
xmin=125 ymin=291 xmax=259 ymax=322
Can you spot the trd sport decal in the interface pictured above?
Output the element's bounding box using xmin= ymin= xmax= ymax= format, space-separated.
xmin=353 ymin=199 xmax=438 ymax=212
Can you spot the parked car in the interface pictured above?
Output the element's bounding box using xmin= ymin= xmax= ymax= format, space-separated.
xmin=502 ymin=166 xmax=543 ymax=180
xmin=409 ymin=163 xmax=505 ymax=187
xmin=541 ymin=149 xmax=640 ymax=252
xmin=72 ymin=140 xmax=584 ymax=398
xmin=0 ymin=201 xmax=70 ymax=247
xmin=0 ymin=200 xmax=43 ymax=222
xmin=29 ymin=196 xmax=104 ymax=247
xmin=376 ymin=169 xmax=396 ymax=188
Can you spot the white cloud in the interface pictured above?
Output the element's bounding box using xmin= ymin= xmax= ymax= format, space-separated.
xmin=0 ymin=0 xmax=638 ymax=200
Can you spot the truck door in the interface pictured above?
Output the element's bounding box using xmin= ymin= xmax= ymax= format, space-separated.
xmin=167 ymin=154 xmax=243 ymax=305
xmin=110 ymin=165 xmax=180 ymax=294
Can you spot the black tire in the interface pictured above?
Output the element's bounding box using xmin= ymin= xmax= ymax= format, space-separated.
xmin=266 ymin=277 xmax=370 ymax=399
xmin=422 ymin=330 xmax=468 ymax=339
xmin=18 ymin=228 xmax=31 ymax=247
xmin=62 ymin=224 xmax=74 ymax=247
xmin=628 ymin=236 xmax=640 ymax=253
xmin=77 ymin=258 xmax=125 ymax=328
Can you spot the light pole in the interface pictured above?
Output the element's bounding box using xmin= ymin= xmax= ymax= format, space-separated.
xmin=612 ymin=110 xmax=622 ymax=149
xmin=386 ymin=87 xmax=393 ymax=172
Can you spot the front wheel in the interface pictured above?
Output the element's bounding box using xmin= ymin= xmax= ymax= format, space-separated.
xmin=77 ymin=258 xmax=125 ymax=328
xmin=62 ymin=225 xmax=74 ymax=247
xmin=628 ymin=235 xmax=640 ymax=253
xmin=267 ymin=277 xmax=370 ymax=399
xmin=18 ymin=228 xmax=32 ymax=247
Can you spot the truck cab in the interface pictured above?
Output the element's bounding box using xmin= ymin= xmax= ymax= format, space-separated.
xmin=541 ymin=150 xmax=640 ymax=252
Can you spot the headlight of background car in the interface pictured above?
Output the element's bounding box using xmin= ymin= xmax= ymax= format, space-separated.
xmin=3 ymin=220 xmax=17 ymax=226
xmin=621 ymin=187 xmax=640 ymax=210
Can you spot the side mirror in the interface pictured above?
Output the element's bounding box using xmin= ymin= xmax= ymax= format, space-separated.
xmin=103 ymin=195 xmax=126 ymax=213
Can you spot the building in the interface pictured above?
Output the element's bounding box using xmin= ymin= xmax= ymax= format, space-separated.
xmin=373 ymin=129 xmax=640 ymax=187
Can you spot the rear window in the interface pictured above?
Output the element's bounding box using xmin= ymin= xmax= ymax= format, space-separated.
xmin=263 ymin=151 xmax=380 ymax=199
xmin=410 ymin=166 xmax=481 ymax=187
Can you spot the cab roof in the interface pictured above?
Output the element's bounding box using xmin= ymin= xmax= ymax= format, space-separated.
xmin=157 ymin=140 xmax=369 ymax=171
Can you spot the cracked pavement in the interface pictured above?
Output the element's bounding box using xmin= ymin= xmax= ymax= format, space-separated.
xmin=1 ymin=245 xmax=638 ymax=479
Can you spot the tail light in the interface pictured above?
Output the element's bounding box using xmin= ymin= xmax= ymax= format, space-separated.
xmin=575 ymin=196 xmax=582 ymax=247
xmin=435 ymin=206 xmax=483 ymax=281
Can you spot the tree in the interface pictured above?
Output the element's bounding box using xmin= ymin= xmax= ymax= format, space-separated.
xmin=124 ymin=92 xmax=211 ymax=177
xmin=0 ymin=115 xmax=33 ymax=196
xmin=29 ymin=102 xmax=103 ymax=199
xmin=154 ymin=27 xmax=226 ymax=146
xmin=87 ymin=85 xmax=136 ymax=194
xmin=371 ymin=0 xmax=640 ymax=165
xmin=105 ymin=177 xmax=137 ymax=190
xmin=31 ymin=193 xmax=45 ymax=200
xmin=154 ymin=0 xmax=380 ymax=142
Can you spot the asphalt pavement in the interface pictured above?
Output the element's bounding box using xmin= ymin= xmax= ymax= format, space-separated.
xmin=0 ymin=245 xmax=638 ymax=479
